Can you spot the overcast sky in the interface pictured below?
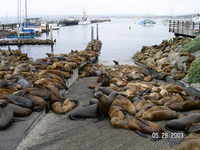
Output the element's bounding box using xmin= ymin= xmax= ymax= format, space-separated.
xmin=1 ymin=0 xmax=200 ymax=17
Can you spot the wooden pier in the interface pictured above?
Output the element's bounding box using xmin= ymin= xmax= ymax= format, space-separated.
xmin=169 ymin=20 xmax=200 ymax=38
xmin=0 ymin=39 xmax=54 ymax=46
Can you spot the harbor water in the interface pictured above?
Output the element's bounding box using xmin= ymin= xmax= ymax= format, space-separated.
xmin=0 ymin=18 xmax=174 ymax=65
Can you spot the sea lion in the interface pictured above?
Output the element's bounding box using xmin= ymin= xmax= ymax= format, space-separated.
xmin=164 ymin=84 xmax=187 ymax=96
xmin=96 ymin=87 xmax=115 ymax=95
xmin=127 ymin=115 xmax=163 ymax=135
xmin=112 ymin=95 xmax=136 ymax=115
xmin=0 ymin=80 xmax=9 ymax=88
xmin=51 ymin=99 xmax=78 ymax=114
xmin=141 ymin=106 xmax=178 ymax=121
xmin=25 ymin=95 xmax=47 ymax=112
xmin=187 ymin=123 xmax=200 ymax=133
xmin=8 ymin=104 xmax=32 ymax=117
xmin=0 ymin=100 xmax=13 ymax=130
xmin=14 ymin=88 xmax=51 ymax=101
xmin=97 ymin=73 xmax=110 ymax=87
xmin=95 ymin=91 xmax=119 ymax=117
xmin=169 ymin=133 xmax=200 ymax=150
xmin=89 ymin=98 xmax=99 ymax=105
xmin=165 ymin=113 xmax=200 ymax=131
xmin=168 ymin=100 xmax=200 ymax=111
xmin=69 ymin=104 xmax=98 ymax=120
xmin=109 ymin=105 xmax=129 ymax=129
xmin=6 ymin=95 xmax=33 ymax=109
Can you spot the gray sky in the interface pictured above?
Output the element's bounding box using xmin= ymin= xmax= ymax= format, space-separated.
xmin=1 ymin=0 xmax=200 ymax=17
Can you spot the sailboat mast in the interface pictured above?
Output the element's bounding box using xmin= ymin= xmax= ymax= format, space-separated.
xmin=25 ymin=0 xmax=28 ymax=27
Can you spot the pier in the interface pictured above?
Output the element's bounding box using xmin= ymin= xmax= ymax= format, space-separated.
xmin=169 ymin=20 xmax=200 ymax=38
xmin=0 ymin=39 xmax=54 ymax=46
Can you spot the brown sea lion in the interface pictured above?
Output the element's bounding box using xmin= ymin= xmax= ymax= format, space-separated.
xmin=14 ymin=88 xmax=51 ymax=101
xmin=39 ymin=70 xmax=71 ymax=79
xmin=143 ymin=92 xmax=161 ymax=101
xmin=25 ymin=95 xmax=47 ymax=111
xmin=168 ymin=100 xmax=200 ymax=111
xmin=112 ymin=95 xmax=136 ymax=115
xmin=120 ymin=86 xmax=139 ymax=99
xmin=169 ymin=133 xmax=200 ymax=150
xmin=97 ymin=73 xmax=110 ymax=87
xmin=141 ymin=106 xmax=178 ymax=121
xmin=165 ymin=113 xmax=200 ymax=131
xmin=109 ymin=105 xmax=129 ymax=129
xmin=127 ymin=115 xmax=163 ymax=135
xmin=164 ymin=84 xmax=187 ymax=96
xmin=51 ymin=99 xmax=78 ymax=114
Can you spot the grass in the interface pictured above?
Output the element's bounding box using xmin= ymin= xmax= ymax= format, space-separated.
xmin=187 ymin=56 xmax=200 ymax=83
xmin=181 ymin=38 xmax=200 ymax=53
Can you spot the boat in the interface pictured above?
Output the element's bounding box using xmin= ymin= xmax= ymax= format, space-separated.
xmin=192 ymin=14 xmax=200 ymax=23
xmin=59 ymin=19 xmax=79 ymax=26
xmin=138 ymin=19 xmax=156 ymax=25
xmin=79 ymin=11 xmax=90 ymax=25
xmin=7 ymin=0 xmax=40 ymax=39
xmin=49 ymin=23 xmax=60 ymax=30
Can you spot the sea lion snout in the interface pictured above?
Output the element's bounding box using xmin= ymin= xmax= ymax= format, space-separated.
xmin=0 ymin=100 xmax=7 ymax=108
xmin=94 ymin=91 xmax=104 ymax=98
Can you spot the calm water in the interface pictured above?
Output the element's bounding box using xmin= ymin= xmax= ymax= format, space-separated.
xmin=0 ymin=18 xmax=174 ymax=65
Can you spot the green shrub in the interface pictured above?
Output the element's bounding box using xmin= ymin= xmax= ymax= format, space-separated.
xmin=187 ymin=56 xmax=200 ymax=83
xmin=181 ymin=38 xmax=200 ymax=53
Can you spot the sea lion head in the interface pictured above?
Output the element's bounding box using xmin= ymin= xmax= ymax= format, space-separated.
xmin=94 ymin=91 xmax=104 ymax=99
xmin=0 ymin=100 xmax=7 ymax=108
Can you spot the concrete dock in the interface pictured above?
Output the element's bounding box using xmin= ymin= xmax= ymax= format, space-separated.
xmin=16 ymin=77 xmax=179 ymax=150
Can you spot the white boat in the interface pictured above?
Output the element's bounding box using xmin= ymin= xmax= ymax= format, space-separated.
xmin=49 ymin=23 xmax=60 ymax=30
xmin=79 ymin=11 xmax=90 ymax=25
xmin=192 ymin=15 xmax=200 ymax=23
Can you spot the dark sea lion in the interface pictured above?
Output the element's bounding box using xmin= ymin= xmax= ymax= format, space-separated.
xmin=95 ymin=91 xmax=119 ymax=117
xmin=0 ymin=80 xmax=9 ymax=88
xmin=14 ymin=88 xmax=51 ymax=100
xmin=89 ymin=98 xmax=99 ymax=105
xmin=165 ymin=113 xmax=200 ymax=131
xmin=187 ymin=123 xmax=200 ymax=133
xmin=17 ymin=78 xmax=32 ymax=89
xmin=0 ymin=100 xmax=13 ymax=130
xmin=7 ymin=95 xmax=33 ymax=109
xmin=97 ymin=87 xmax=115 ymax=95
xmin=8 ymin=104 xmax=32 ymax=117
xmin=69 ymin=104 xmax=98 ymax=120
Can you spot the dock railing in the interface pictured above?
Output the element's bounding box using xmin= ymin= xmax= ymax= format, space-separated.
xmin=169 ymin=20 xmax=200 ymax=38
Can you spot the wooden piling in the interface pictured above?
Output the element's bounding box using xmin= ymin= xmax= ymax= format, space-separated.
xmin=91 ymin=26 xmax=94 ymax=41
xmin=96 ymin=24 xmax=99 ymax=40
